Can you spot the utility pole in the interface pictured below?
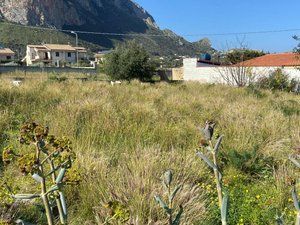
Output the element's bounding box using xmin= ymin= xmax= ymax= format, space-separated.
xmin=71 ymin=31 xmax=79 ymax=67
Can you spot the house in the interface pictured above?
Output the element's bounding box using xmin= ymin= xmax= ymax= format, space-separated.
xmin=182 ymin=53 xmax=300 ymax=82
xmin=25 ymin=44 xmax=87 ymax=66
xmin=237 ymin=52 xmax=300 ymax=67
xmin=94 ymin=50 xmax=112 ymax=64
xmin=0 ymin=47 xmax=15 ymax=61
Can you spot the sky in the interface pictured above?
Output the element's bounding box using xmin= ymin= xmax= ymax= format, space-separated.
xmin=134 ymin=0 xmax=300 ymax=53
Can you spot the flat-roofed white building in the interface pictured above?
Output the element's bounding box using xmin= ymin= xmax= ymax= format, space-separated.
xmin=183 ymin=53 xmax=300 ymax=83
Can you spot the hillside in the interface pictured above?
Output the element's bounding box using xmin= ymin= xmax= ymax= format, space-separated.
xmin=0 ymin=0 xmax=214 ymax=56
xmin=0 ymin=21 xmax=100 ymax=57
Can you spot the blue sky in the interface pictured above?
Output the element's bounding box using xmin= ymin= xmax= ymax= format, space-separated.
xmin=134 ymin=0 xmax=300 ymax=53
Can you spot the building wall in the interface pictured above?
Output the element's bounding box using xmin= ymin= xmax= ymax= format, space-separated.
xmin=50 ymin=51 xmax=76 ymax=66
xmin=78 ymin=52 xmax=87 ymax=60
xmin=27 ymin=47 xmax=77 ymax=66
xmin=0 ymin=54 xmax=14 ymax=61
xmin=26 ymin=47 xmax=35 ymax=65
xmin=183 ymin=58 xmax=220 ymax=83
xmin=172 ymin=67 xmax=184 ymax=80
xmin=26 ymin=47 xmax=48 ymax=65
xmin=0 ymin=65 xmax=96 ymax=74
xmin=183 ymin=58 xmax=300 ymax=83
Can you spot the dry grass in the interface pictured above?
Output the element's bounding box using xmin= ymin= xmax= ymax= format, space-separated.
xmin=0 ymin=75 xmax=299 ymax=224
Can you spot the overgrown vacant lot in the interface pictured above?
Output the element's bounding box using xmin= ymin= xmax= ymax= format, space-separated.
xmin=0 ymin=77 xmax=299 ymax=224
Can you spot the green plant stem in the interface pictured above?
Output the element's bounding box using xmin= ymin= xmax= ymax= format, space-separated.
xmin=36 ymin=143 xmax=54 ymax=225
xmin=49 ymin=159 xmax=67 ymax=224
xmin=41 ymin=167 xmax=54 ymax=225
xmin=210 ymin=141 xmax=226 ymax=225
xmin=212 ymin=152 xmax=223 ymax=205
xmin=210 ymin=142 xmax=223 ymax=207
xmin=168 ymin=185 xmax=173 ymax=225
xmin=42 ymin=182 xmax=54 ymax=225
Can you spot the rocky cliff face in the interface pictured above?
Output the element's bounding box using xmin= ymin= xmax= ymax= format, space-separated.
xmin=0 ymin=0 xmax=213 ymax=55
xmin=0 ymin=0 xmax=157 ymax=30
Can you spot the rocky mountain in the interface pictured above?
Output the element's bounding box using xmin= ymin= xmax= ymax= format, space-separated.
xmin=0 ymin=0 xmax=213 ymax=56
xmin=0 ymin=0 xmax=157 ymax=30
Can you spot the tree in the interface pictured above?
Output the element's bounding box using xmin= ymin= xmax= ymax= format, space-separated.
xmin=224 ymin=49 xmax=265 ymax=64
xmin=218 ymin=64 xmax=255 ymax=87
xmin=104 ymin=41 xmax=155 ymax=81
xmin=216 ymin=47 xmax=265 ymax=87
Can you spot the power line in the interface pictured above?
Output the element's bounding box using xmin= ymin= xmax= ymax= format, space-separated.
xmin=185 ymin=29 xmax=300 ymax=37
xmin=2 ymin=21 xmax=300 ymax=38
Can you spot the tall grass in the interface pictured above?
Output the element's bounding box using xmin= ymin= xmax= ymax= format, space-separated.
xmin=0 ymin=75 xmax=299 ymax=224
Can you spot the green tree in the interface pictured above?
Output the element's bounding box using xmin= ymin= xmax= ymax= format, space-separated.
xmin=225 ymin=49 xmax=265 ymax=64
xmin=104 ymin=41 xmax=155 ymax=81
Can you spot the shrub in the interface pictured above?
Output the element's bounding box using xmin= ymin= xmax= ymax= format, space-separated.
xmin=104 ymin=40 xmax=155 ymax=81
xmin=2 ymin=122 xmax=76 ymax=225
xmin=257 ymin=69 xmax=295 ymax=91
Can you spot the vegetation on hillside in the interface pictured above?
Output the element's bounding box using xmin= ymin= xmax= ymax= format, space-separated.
xmin=0 ymin=21 xmax=100 ymax=59
xmin=0 ymin=20 xmax=215 ymax=58
xmin=0 ymin=76 xmax=299 ymax=224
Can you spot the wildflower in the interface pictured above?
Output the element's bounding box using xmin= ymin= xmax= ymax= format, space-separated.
xmin=256 ymin=195 xmax=261 ymax=199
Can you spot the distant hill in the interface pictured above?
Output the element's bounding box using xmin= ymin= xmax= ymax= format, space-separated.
xmin=0 ymin=0 xmax=214 ymax=56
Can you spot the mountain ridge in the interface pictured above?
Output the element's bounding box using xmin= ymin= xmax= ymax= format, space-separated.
xmin=0 ymin=0 xmax=214 ymax=56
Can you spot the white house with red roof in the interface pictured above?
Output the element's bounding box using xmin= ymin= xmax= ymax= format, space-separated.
xmin=25 ymin=44 xmax=87 ymax=66
xmin=183 ymin=53 xmax=300 ymax=82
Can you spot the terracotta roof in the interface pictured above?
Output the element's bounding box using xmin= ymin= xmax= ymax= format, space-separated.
xmin=0 ymin=48 xmax=15 ymax=55
xmin=44 ymin=44 xmax=77 ymax=51
xmin=27 ymin=44 xmax=87 ymax=52
xmin=74 ymin=47 xmax=87 ymax=53
xmin=28 ymin=45 xmax=47 ymax=48
xmin=28 ymin=45 xmax=48 ymax=52
xmin=237 ymin=53 xmax=300 ymax=67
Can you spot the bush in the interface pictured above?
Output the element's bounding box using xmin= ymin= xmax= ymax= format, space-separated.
xmin=257 ymin=69 xmax=295 ymax=91
xmin=224 ymin=49 xmax=265 ymax=64
xmin=104 ymin=41 xmax=155 ymax=81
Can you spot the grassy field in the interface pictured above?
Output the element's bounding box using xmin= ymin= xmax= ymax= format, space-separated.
xmin=0 ymin=75 xmax=299 ymax=224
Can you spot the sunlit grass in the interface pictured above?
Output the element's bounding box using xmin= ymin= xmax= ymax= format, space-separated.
xmin=0 ymin=75 xmax=299 ymax=224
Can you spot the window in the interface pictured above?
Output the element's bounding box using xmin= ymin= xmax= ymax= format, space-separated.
xmin=55 ymin=52 xmax=60 ymax=57
xmin=67 ymin=52 xmax=72 ymax=58
xmin=6 ymin=56 xmax=11 ymax=60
